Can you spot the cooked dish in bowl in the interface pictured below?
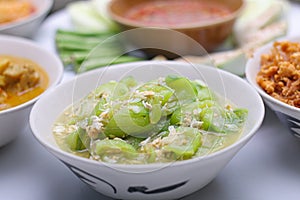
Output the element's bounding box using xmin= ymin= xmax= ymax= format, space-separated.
xmin=53 ymin=75 xmax=248 ymax=164
xmin=124 ymin=0 xmax=232 ymax=28
xmin=0 ymin=55 xmax=48 ymax=111
xmin=0 ymin=0 xmax=35 ymax=25
xmin=0 ymin=0 xmax=53 ymax=38
xmin=256 ymin=41 xmax=300 ymax=108
xmin=108 ymin=0 xmax=244 ymax=53
xmin=0 ymin=35 xmax=63 ymax=147
xmin=30 ymin=61 xmax=264 ymax=200
xmin=246 ymin=37 xmax=300 ymax=138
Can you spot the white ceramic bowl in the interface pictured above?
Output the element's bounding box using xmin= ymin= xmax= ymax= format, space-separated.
xmin=30 ymin=61 xmax=264 ymax=200
xmin=246 ymin=36 xmax=300 ymax=139
xmin=0 ymin=35 xmax=63 ymax=147
xmin=0 ymin=0 xmax=53 ymax=38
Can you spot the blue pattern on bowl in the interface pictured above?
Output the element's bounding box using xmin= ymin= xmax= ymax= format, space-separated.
xmin=275 ymin=111 xmax=300 ymax=139
xmin=61 ymin=159 xmax=189 ymax=197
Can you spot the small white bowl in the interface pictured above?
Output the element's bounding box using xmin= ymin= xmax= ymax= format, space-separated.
xmin=246 ymin=36 xmax=300 ymax=139
xmin=30 ymin=61 xmax=264 ymax=200
xmin=0 ymin=35 xmax=63 ymax=147
xmin=0 ymin=0 xmax=53 ymax=38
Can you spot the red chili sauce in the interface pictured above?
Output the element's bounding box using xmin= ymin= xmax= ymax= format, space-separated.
xmin=125 ymin=0 xmax=232 ymax=27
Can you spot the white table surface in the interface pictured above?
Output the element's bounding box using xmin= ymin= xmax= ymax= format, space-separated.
xmin=1 ymin=2 xmax=300 ymax=200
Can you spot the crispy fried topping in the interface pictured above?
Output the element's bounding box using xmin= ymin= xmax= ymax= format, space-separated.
xmin=256 ymin=41 xmax=300 ymax=108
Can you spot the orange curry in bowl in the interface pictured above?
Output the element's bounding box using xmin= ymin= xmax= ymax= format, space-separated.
xmin=0 ymin=0 xmax=35 ymax=25
xmin=124 ymin=0 xmax=231 ymax=27
xmin=0 ymin=55 xmax=48 ymax=111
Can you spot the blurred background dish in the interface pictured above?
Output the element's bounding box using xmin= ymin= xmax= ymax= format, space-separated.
xmin=0 ymin=35 xmax=63 ymax=147
xmin=107 ymin=0 xmax=244 ymax=57
xmin=246 ymin=36 xmax=300 ymax=139
xmin=0 ymin=0 xmax=53 ymax=38
xmin=39 ymin=0 xmax=289 ymax=77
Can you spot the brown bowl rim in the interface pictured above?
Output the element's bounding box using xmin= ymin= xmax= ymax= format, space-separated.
xmin=107 ymin=0 xmax=245 ymax=30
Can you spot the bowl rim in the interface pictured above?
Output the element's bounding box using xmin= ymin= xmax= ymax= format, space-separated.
xmin=245 ymin=36 xmax=300 ymax=113
xmin=107 ymin=0 xmax=245 ymax=30
xmin=0 ymin=34 xmax=64 ymax=115
xmin=0 ymin=0 xmax=54 ymax=31
xmin=30 ymin=60 xmax=265 ymax=170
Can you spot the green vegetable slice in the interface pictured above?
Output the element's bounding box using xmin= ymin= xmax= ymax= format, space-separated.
xmin=67 ymin=1 xmax=119 ymax=32
xmin=93 ymin=139 xmax=137 ymax=159
xmin=170 ymin=102 xmax=199 ymax=125
xmin=200 ymin=106 xmax=225 ymax=132
xmin=94 ymin=81 xmax=129 ymax=100
xmin=76 ymin=56 xmax=143 ymax=73
xmin=105 ymin=105 xmax=151 ymax=138
xmin=141 ymin=144 xmax=156 ymax=163
xmin=192 ymin=80 xmax=214 ymax=101
xmin=137 ymin=81 xmax=174 ymax=105
xmin=200 ymin=106 xmax=248 ymax=133
xmin=165 ymin=75 xmax=197 ymax=105
xmin=162 ymin=127 xmax=202 ymax=159
xmin=233 ymin=108 xmax=248 ymax=122
xmin=119 ymin=76 xmax=138 ymax=88
xmin=170 ymin=100 xmax=215 ymax=126
xmin=149 ymin=104 xmax=162 ymax=124
xmin=66 ymin=128 xmax=89 ymax=151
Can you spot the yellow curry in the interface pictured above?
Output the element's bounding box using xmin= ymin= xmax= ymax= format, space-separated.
xmin=0 ymin=0 xmax=35 ymax=25
xmin=0 ymin=55 xmax=48 ymax=111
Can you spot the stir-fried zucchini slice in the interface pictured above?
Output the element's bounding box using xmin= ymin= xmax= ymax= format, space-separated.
xmin=93 ymin=139 xmax=137 ymax=159
xmin=162 ymin=127 xmax=202 ymax=159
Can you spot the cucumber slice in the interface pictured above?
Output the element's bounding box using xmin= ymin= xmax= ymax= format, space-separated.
xmin=176 ymin=49 xmax=247 ymax=77
xmin=67 ymin=1 xmax=115 ymax=32
xmin=234 ymin=0 xmax=289 ymax=46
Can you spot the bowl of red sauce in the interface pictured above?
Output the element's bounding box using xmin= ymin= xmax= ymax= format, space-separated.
xmin=108 ymin=0 xmax=244 ymax=57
